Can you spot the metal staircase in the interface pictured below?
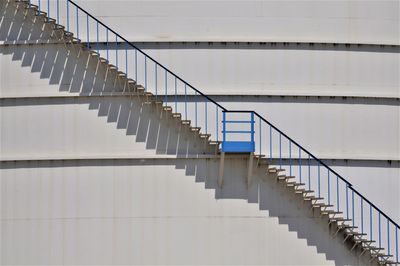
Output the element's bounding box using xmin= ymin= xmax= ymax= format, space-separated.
xmin=7 ymin=0 xmax=400 ymax=264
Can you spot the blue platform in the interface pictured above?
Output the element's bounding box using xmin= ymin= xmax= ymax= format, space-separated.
xmin=221 ymin=141 xmax=255 ymax=153
xmin=221 ymin=112 xmax=255 ymax=153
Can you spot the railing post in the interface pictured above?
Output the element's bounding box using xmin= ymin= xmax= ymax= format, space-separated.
xmin=250 ymin=112 xmax=254 ymax=144
xmin=106 ymin=29 xmax=109 ymax=62
xmin=155 ymin=65 xmax=157 ymax=98
xmin=289 ymin=141 xmax=292 ymax=176
xmin=86 ymin=14 xmax=89 ymax=49
xmin=222 ymin=112 xmax=226 ymax=143
xmin=318 ymin=161 xmax=321 ymax=198
xmin=66 ymin=1 xmax=69 ymax=31
xmin=352 ymin=190 xmax=355 ymax=227
xmin=259 ymin=117 xmax=262 ymax=157
xmin=216 ymin=106 xmax=219 ymax=142
xmin=184 ymin=84 xmax=187 ymax=120
xmin=370 ymin=205 xmax=373 ymax=241
xmin=308 ymin=154 xmax=311 ymax=191
xmin=299 ymin=148 xmax=302 ymax=183
xmin=379 ymin=212 xmax=382 ymax=248
xmin=47 ymin=0 xmax=49 ymax=20
xmin=269 ymin=126 xmax=272 ymax=161
xmin=396 ymin=227 xmax=398 ymax=263
xmin=387 ymin=219 xmax=390 ymax=256
xmin=125 ymin=42 xmax=128 ymax=76
xmin=135 ymin=49 xmax=137 ymax=82
xmin=116 ymin=36 xmax=119 ymax=70
xmin=205 ymin=101 xmax=207 ymax=134
xmin=336 ymin=175 xmax=339 ymax=212
xmin=346 ymin=185 xmax=349 ymax=219
xmin=76 ymin=6 xmax=79 ymax=40
xmin=164 ymin=70 xmax=168 ymax=106
xmin=175 ymin=77 xmax=178 ymax=112
xmin=279 ymin=133 xmax=282 ymax=169
xmin=144 ymin=57 xmax=146 ymax=91
xmin=361 ymin=198 xmax=363 ymax=234
xmin=57 ymin=0 xmax=59 ymax=23
xmin=96 ymin=22 xmax=99 ymax=54
xmin=195 ymin=91 xmax=197 ymax=127
xmin=328 ymin=170 xmax=330 ymax=205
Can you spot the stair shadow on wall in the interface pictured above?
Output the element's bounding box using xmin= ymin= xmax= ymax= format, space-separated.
xmin=0 ymin=2 xmax=375 ymax=265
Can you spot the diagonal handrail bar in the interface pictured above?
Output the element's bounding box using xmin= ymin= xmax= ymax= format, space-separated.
xmin=66 ymin=0 xmax=227 ymax=112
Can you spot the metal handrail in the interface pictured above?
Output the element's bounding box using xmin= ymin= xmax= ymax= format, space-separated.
xmin=66 ymin=0 xmax=227 ymax=112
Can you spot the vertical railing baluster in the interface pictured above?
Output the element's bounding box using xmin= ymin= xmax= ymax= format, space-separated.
xmin=396 ymin=227 xmax=398 ymax=263
xmin=299 ymin=148 xmax=302 ymax=183
xmin=115 ymin=36 xmax=118 ymax=69
xmin=195 ymin=91 xmax=198 ymax=128
xmin=216 ymin=106 xmax=219 ymax=142
xmin=164 ymin=70 xmax=168 ymax=106
xmin=259 ymin=118 xmax=262 ymax=157
xmin=205 ymin=101 xmax=207 ymax=134
xmin=318 ymin=161 xmax=321 ymax=198
xmin=66 ymin=1 xmax=69 ymax=31
xmin=251 ymin=113 xmax=255 ymax=150
xmin=336 ymin=175 xmax=339 ymax=212
xmin=86 ymin=14 xmax=89 ymax=49
xmin=308 ymin=154 xmax=311 ymax=191
xmin=125 ymin=42 xmax=128 ymax=76
xmin=269 ymin=126 xmax=272 ymax=161
xmin=47 ymin=0 xmax=49 ymax=24
xmin=96 ymin=22 xmax=99 ymax=54
xmin=57 ymin=0 xmax=59 ymax=23
xmin=106 ymin=29 xmax=109 ymax=62
xmin=379 ymin=212 xmax=381 ymax=248
xmin=76 ymin=6 xmax=79 ymax=40
xmin=361 ymin=198 xmax=363 ymax=234
xmin=346 ymin=185 xmax=349 ymax=219
xmin=144 ymin=57 xmax=146 ymax=91
xmin=279 ymin=133 xmax=282 ymax=169
xmin=135 ymin=49 xmax=137 ymax=82
xmin=328 ymin=170 xmax=330 ymax=205
xmin=38 ymin=0 xmax=41 ymax=13
xmin=289 ymin=141 xmax=292 ymax=176
xmin=370 ymin=205 xmax=373 ymax=241
xmin=222 ymin=112 xmax=226 ymax=144
xmin=175 ymin=77 xmax=178 ymax=112
xmin=155 ymin=65 xmax=157 ymax=98
xmin=387 ymin=219 xmax=390 ymax=256
xmin=184 ymin=84 xmax=187 ymax=121
xmin=352 ymin=190 xmax=355 ymax=227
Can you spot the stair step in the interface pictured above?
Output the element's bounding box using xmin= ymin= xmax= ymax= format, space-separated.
xmin=162 ymin=106 xmax=172 ymax=111
xmin=181 ymin=120 xmax=191 ymax=125
xmin=302 ymin=190 xmax=314 ymax=194
xmin=268 ymin=167 xmax=285 ymax=173
xmin=127 ymin=78 xmax=136 ymax=84
xmin=108 ymin=64 xmax=117 ymax=70
xmin=286 ymin=182 xmax=305 ymax=187
xmin=117 ymin=71 xmax=126 ymax=77
xmin=172 ymin=113 xmax=182 ymax=118
xmin=209 ymin=140 xmax=221 ymax=145
xmin=277 ymin=175 xmax=295 ymax=180
xmin=200 ymin=134 xmax=211 ymax=139
xmin=190 ymin=127 xmax=201 ymax=132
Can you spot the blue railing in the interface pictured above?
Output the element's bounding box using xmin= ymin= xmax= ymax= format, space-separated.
xmin=25 ymin=0 xmax=399 ymax=263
